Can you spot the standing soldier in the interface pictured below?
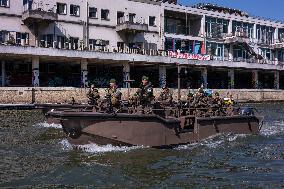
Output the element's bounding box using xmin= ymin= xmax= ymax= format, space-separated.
xmin=157 ymin=86 xmax=173 ymax=106
xmin=134 ymin=76 xmax=154 ymax=114
xmin=136 ymin=76 xmax=154 ymax=106
xmin=105 ymin=79 xmax=122 ymax=109
xmin=87 ymin=84 xmax=100 ymax=106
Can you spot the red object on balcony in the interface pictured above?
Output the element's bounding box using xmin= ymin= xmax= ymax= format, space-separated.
xmin=201 ymin=41 xmax=205 ymax=54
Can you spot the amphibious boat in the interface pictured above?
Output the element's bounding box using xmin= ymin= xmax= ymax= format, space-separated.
xmin=47 ymin=106 xmax=263 ymax=147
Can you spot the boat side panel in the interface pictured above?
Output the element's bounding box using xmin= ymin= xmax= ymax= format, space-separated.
xmin=62 ymin=118 xmax=170 ymax=147
xmin=196 ymin=116 xmax=260 ymax=140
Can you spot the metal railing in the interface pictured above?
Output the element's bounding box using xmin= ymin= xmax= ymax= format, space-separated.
xmin=117 ymin=16 xmax=146 ymax=25
xmin=22 ymin=2 xmax=56 ymax=13
xmin=1 ymin=38 xmax=283 ymax=66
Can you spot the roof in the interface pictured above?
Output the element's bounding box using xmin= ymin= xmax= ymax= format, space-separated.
xmin=192 ymin=3 xmax=249 ymax=17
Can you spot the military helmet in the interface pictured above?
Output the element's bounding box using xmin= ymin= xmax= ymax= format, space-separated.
xmin=109 ymin=78 xmax=116 ymax=84
xmin=187 ymin=92 xmax=194 ymax=97
xmin=142 ymin=76 xmax=149 ymax=81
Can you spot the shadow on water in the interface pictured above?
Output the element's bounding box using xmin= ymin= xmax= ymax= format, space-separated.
xmin=0 ymin=103 xmax=284 ymax=188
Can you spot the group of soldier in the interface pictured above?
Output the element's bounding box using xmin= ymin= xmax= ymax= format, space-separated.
xmin=87 ymin=76 xmax=154 ymax=112
xmin=87 ymin=76 xmax=235 ymax=116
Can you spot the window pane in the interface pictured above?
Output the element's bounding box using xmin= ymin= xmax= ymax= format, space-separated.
xmin=149 ymin=16 xmax=156 ymax=26
xmin=101 ymin=9 xmax=109 ymax=20
xmin=89 ymin=7 xmax=97 ymax=18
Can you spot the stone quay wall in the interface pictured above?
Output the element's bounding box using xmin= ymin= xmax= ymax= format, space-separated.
xmin=0 ymin=87 xmax=283 ymax=104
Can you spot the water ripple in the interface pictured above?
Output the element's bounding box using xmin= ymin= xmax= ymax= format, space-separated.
xmin=59 ymin=139 xmax=144 ymax=154
xmin=260 ymin=120 xmax=284 ymax=136
xmin=34 ymin=122 xmax=62 ymax=129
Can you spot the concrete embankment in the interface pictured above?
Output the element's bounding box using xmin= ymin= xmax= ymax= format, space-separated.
xmin=0 ymin=87 xmax=283 ymax=104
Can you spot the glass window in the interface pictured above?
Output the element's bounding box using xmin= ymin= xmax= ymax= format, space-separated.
xmin=15 ymin=32 xmax=29 ymax=45
xmin=101 ymin=9 xmax=109 ymax=20
xmin=57 ymin=3 xmax=67 ymax=15
xmin=117 ymin=12 xmax=124 ymax=24
xmin=129 ymin=13 xmax=136 ymax=23
xmin=89 ymin=7 xmax=97 ymax=18
xmin=0 ymin=0 xmax=9 ymax=7
xmin=149 ymin=16 xmax=156 ymax=26
xmin=164 ymin=38 xmax=173 ymax=51
xmin=70 ymin=5 xmax=80 ymax=16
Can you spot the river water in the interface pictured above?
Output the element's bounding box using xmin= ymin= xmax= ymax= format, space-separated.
xmin=0 ymin=103 xmax=283 ymax=188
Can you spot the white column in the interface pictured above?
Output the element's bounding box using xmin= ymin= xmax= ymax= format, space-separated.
xmin=252 ymin=70 xmax=259 ymax=89
xmin=81 ymin=59 xmax=88 ymax=87
xmin=253 ymin=24 xmax=257 ymax=40
xmin=274 ymin=71 xmax=280 ymax=90
xmin=228 ymin=69 xmax=234 ymax=89
xmin=123 ymin=62 xmax=130 ymax=88
xmin=228 ymin=19 xmax=233 ymax=35
xmin=32 ymin=56 xmax=40 ymax=87
xmin=274 ymin=28 xmax=279 ymax=43
xmin=229 ymin=44 xmax=234 ymax=61
xmin=1 ymin=60 xmax=5 ymax=87
xmin=200 ymin=15 xmax=206 ymax=37
xmin=201 ymin=67 xmax=208 ymax=89
xmin=159 ymin=65 xmax=167 ymax=88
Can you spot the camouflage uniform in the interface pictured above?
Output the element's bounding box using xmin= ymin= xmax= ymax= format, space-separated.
xmin=105 ymin=87 xmax=122 ymax=109
xmin=193 ymin=93 xmax=207 ymax=117
xmin=185 ymin=92 xmax=195 ymax=115
xmin=136 ymin=82 xmax=154 ymax=107
xmin=87 ymin=86 xmax=100 ymax=105
xmin=134 ymin=76 xmax=154 ymax=114
xmin=211 ymin=92 xmax=225 ymax=116
xmin=158 ymin=87 xmax=173 ymax=106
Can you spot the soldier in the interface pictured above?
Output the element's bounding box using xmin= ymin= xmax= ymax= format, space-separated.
xmin=193 ymin=89 xmax=207 ymax=117
xmin=157 ymin=86 xmax=173 ymax=106
xmin=212 ymin=91 xmax=225 ymax=116
xmin=187 ymin=91 xmax=194 ymax=104
xmin=87 ymin=84 xmax=100 ymax=106
xmin=105 ymin=79 xmax=122 ymax=109
xmin=135 ymin=76 xmax=154 ymax=107
xmin=185 ymin=92 xmax=195 ymax=115
xmin=224 ymin=92 xmax=235 ymax=116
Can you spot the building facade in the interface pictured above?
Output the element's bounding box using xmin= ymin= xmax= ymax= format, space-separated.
xmin=0 ymin=0 xmax=283 ymax=89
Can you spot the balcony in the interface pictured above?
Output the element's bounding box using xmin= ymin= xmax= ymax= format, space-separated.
xmin=270 ymin=42 xmax=284 ymax=49
xmin=22 ymin=7 xmax=58 ymax=25
xmin=224 ymin=32 xmax=252 ymax=44
xmin=116 ymin=17 xmax=148 ymax=33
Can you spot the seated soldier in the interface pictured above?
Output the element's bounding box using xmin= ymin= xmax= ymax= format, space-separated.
xmin=157 ymin=86 xmax=173 ymax=106
xmin=193 ymin=88 xmax=207 ymax=117
xmin=224 ymin=92 xmax=235 ymax=106
xmin=224 ymin=92 xmax=236 ymax=116
xmin=105 ymin=79 xmax=122 ymax=110
xmin=185 ymin=92 xmax=195 ymax=115
xmin=87 ymin=84 xmax=100 ymax=106
xmin=187 ymin=91 xmax=194 ymax=104
xmin=212 ymin=91 xmax=225 ymax=116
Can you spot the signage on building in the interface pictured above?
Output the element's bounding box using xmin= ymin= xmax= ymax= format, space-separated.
xmin=168 ymin=51 xmax=211 ymax=61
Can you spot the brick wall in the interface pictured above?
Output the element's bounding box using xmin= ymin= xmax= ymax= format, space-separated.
xmin=0 ymin=87 xmax=283 ymax=104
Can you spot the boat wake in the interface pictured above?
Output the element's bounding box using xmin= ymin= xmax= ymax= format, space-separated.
xmin=59 ymin=139 xmax=143 ymax=153
xmin=176 ymin=133 xmax=248 ymax=150
xmin=260 ymin=120 xmax=284 ymax=136
xmin=34 ymin=122 xmax=62 ymax=129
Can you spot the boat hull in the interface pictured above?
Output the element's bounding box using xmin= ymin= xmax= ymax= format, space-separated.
xmin=51 ymin=111 xmax=262 ymax=147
